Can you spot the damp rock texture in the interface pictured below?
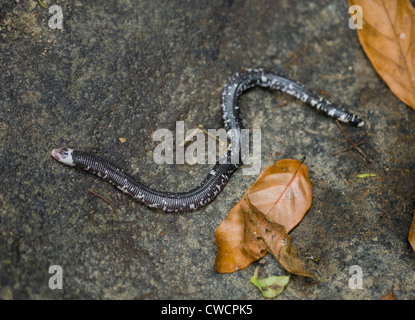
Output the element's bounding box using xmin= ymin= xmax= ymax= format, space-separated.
xmin=0 ymin=0 xmax=414 ymax=299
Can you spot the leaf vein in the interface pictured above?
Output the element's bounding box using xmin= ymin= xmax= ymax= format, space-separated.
xmin=364 ymin=40 xmax=407 ymax=70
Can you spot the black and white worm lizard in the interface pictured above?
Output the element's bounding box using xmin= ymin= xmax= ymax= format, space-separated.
xmin=52 ymin=68 xmax=364 ymax=213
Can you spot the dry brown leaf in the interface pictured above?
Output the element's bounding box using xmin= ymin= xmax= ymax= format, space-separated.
xmin=348 ymin=0 xmax=415 ymax=109
xmin=381 ymin=286 xmax=398 ymax=300
xmin=215 ymin=159 xmax=313 ymax=273
xmin=247 ymin=159 xmax=313 ymax=232
xmin=215 ymin=201 xmax=259 ymax=273
xmin=408 ymin=212 xmax=415 ymax=251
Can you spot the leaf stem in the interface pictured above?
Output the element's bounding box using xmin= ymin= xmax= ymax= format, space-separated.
xmin=335 ymin=120 xmax=371 ymax=162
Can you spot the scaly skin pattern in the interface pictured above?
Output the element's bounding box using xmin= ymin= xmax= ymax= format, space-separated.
xmin=52 ymin=69 xmax=364 ymax=212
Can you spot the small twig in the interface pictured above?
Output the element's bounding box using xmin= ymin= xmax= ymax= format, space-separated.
xmin=182 ymin=124 xmax=228 ymax=156
xmin=136 ymin=291 xmax=153 ymax=300
xmin=198 ymin=124 xmax=228 ymax=152
xmin=303 ymin=279 xmax=321 ymax=286
xmin=335 ymin=120 xmax=372 ymax=162
xmin=179 ymin=127 xmax=201 ymax=147
xmin=332 ymin=138 xmax=368 ymax=156
xmin=179 ymin=124 xmax=228 ymax=152
xmin=89 ymin=212 xmax=99 ymax=227
xmin=275 ymin=97 xmax=295 ymax=108
xmin=87 ymin=189 xmax=120 ymax=220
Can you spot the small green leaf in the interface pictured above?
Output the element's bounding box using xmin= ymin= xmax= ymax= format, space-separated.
xmin=250 ymin=267 xmax=290 ymax=298
xmin=358 ymin=173 xmax=377 ymax=178
xmin=38 ymin=0 xmax=48 ymax=8
xmin=312 ymin=256 xmax=320 ymax=264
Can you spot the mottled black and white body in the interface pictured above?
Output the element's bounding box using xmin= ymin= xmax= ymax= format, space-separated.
xmin=52 ymin=69 xmax=364 ymax=212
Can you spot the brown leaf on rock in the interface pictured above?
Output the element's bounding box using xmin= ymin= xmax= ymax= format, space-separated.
xmin=241 ymin=197 xmax=315 ymax=278
xmin=215 ymin=159 xmax=313 ymax=273
xmin=247 ymin=159 xmax=313 ymax=232
xmin=381 ymin=286 xmax=398 ymax=300
xmin=215 ymin=201 xmax=259 ymax=273
xmin=242 ymin=204 xmax=268 ymax=260
xmin=348 ymin=0 xmax=415 ymax=109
